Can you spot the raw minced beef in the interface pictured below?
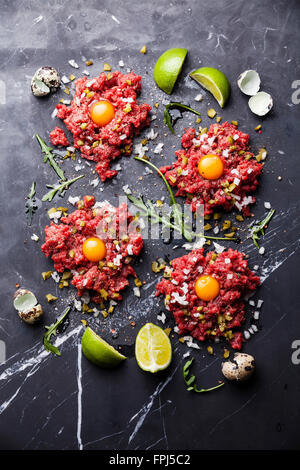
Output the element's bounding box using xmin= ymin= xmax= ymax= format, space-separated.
xmin=50 ymin=126 xmax=69 ymax=146
xmin=41 ymin=195 xmax=143 ymax=304
xmin=156 ymin=248 xmax=260 ymax=350
xmin=160 ymin=122 xmax=262 ymax=216
xmin=53 ymin=71 xmax=151 ymax=181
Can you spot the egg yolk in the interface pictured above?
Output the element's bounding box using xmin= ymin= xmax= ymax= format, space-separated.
xmin=90 ymin=100 xmax=115 ymax=127
xmin=198 ymin=154 xmax=224 ymax=180
xmin=194 ymin=275 xmax=220 ymax=301
xmin=82 ymin=237 xmax=107 ymax=262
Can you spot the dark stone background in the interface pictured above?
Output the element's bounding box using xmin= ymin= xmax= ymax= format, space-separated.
xmin=0 ymin=0 xmax=299 ymax=450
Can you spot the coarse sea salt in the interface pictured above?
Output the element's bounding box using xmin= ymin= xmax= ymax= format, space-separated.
xmin=51 ymin=272 xmax=60 ymax=283
xmin=68 ymin=196 xmax=80 ymax=206
xmin=68 ymin=59 xmax=79 ymax=69
xmin=253 ymin=311 xmax=260 ymax=320
xmin=194 ymin=94 xmax=203 ymax=102
xmin=133 ymin=286 xmax=140 ymax=297
xmin=213 ymin=242 xmax=225 ymax=253
xmin=154 ymin=143 xmax=164 ymax=154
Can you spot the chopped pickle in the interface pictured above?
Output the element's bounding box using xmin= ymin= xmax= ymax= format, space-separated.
xmin=46 ymin=294 xmax=58 ymax=302
xmin=207 ymin=108 xmax=217 ymax=118
xmin=42 ymin=271 xmax=53 ymax=280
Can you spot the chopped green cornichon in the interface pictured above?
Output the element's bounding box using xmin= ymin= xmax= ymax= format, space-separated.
xmin=36 ymin=134 xmax=66 ymax=180
xmin=183 ymin=358 xmax=225 ymax=393
xmin=164 ymin=102 xmax=201 ymax=134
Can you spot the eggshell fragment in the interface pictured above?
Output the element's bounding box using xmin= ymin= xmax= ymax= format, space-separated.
xmin=13 ymin=288 xmax=43 ymax=324
xmin=237 ymin=70 xmax=261 ymax=96
xmin=248 ymin=91 xmax=273 ymax=116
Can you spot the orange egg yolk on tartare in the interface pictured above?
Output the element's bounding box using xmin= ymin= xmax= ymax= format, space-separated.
xmin=198 ymin=154 xmax=224 ymax=180
xmin=194 ymin=275 xmax=220 ymax=301
xmin=90 ymin=100 xmax=115 ymax=127
xmin=82 ymin=237 xmax=107 ymax=262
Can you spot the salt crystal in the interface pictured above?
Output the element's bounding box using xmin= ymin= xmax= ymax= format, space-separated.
xmin=61 ymin=75 xmax=70 ymax=84
xmin=90 ymin=178 xmax=99 ymax=188
xmin=133 ymin=286 xmax=140 ymax=297
xmin=154 ymin=143 xmax=164 ymax=154
xmin=68 ymin=59 xmax=79 ymax=69
xmin=259 ymin=246 xmax=265 ymax=255
xmin=31 ymin=234 xmax=39 ymax=242
xmin=264 ymin=202 xmax=271 ymax=209
xmin=122 ymin=185 xmax=132 ymax=194
xmin=194 ymin=94 xmax=203 ymax=102
xmin=213 ymin=242 xmax=225 ymax=253
xmin=68 ymin=196 xmax=80 ymax=205
xmin=51 ymin=272 xmax=60 ymax=283
xmin=253 ymin=311 xmax=260 ymax=320
xmin=244 ymin=330 xmax=251 ymax=340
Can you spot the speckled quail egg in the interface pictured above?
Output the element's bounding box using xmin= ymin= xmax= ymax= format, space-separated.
xmin=31 ymin=66 xmax=60 ymax=97
xmin=222 ymin=352 xmax=255 ymax=381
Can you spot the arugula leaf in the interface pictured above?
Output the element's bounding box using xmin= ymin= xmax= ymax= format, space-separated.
xmin=42 ymin=175 xmax=84 ymax=202
xmin=25 ymin=181 xmax=37 ymax=225
xmin=43 ymin=306 xmax=71 ymax=356
xmin=132 ymin=157 xmax=236 ymax=243
xmin=164 ymin=102 xmax=202 ymax=134
xmin=249 ymin=209 xmax=275 ymax=248
xmin=36 ymin=133 xmax=66 ymax=181
xmin=183 ymin=357 xmax=225 ymax=393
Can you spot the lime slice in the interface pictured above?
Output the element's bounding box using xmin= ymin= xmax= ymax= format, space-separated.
xmin=154 ymin=48 xmax=188 ymax=94
xmin=189 ymin=67 xmax=230 ymax=108
xmin=135 ymin=323 xmax=172 ymax=373
xmin=81 ymin=326 xmax=126 ymax=368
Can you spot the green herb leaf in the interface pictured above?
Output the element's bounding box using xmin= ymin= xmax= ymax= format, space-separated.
xmin=132 ymin=157 xmax=236 ymax=243
xmin=43 ymin=307 xmax=71 ymax=356
xmin=36 ymin=133 xmax=66 ymax=181
xmin=183 ymin=357 xmax=225 ymax=394
xmin=249 ymin=209 xmax=275 ymax=248
xmin=42 ymin=175 xmax=84 ymax=202
xmin=25 ymin=181 xmax=37 ymax=225
xmin=164 ymin=102 xmax=201 ymax=133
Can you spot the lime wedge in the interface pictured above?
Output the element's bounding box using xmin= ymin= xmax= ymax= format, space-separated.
xmin=81 ymin=326 xmax=126 ymax=368
xmin=135 ymin=323 xmax=172 ymax=373
xmin=189 ymin=67 xmax=230 ymax=108
xmin=154 ymin=48 xmax=188 ymax=94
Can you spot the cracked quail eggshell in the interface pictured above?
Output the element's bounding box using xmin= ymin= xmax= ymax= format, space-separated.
xmin=237 ymin=70 xmax=261 ymax=96
xmin=248 ymin=91 xmax=273 ymax=116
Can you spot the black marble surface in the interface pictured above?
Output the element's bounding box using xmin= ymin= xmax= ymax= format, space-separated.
xmin=0 ymin=0 xmax=300 ymax=450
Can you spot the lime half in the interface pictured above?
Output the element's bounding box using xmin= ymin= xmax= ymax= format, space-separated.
xmin=81 ymin=326 xmax=126 ymax=368
xmin=189 ymin=67 xmax=230 ymax=108
xmin=154 ymin=48 xmax=188 ymax=94
xmin=135 ymin=323 xmax=172 ymax=373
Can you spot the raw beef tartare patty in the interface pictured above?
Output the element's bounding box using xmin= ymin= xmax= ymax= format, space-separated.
xmin=160 ymin=122 xmax=262 ymax=216
xmin=41 ymin=196 xmax=143 ymax=305
xmin=156 ymin=248 xmax=260 ymax=349
xmin=53 ymin=71 xmax=151 ymax=181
